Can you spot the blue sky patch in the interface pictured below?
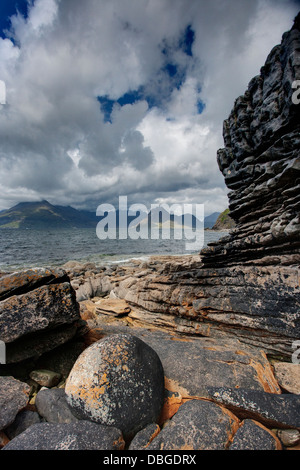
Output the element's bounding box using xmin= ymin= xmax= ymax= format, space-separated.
xmin=0 ymin=0 xmax=31 ymax=39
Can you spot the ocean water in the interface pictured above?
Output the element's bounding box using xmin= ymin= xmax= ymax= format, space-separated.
xmin=0 ymin=228 xmax=228 ymax=272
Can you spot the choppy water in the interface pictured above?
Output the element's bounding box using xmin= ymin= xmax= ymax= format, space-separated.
xmin=0 ymin=228 xmax=228 ymax=272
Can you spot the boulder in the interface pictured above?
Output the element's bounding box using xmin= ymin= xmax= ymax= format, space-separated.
xmin=0 ymin=267 xmax=69 ymax=301
xmin=80 ymin=322 xmax=281 ymax=422
xmin=65 ymin=333 xmax=165 ymax=438
xmin=0 ymin=268 xmax=82 ymax=363
xmin=147 ymin=399 xmax=239 ymax=450
xmin=0 ymin=283 xmax=79 ymax=344
xmin=35 ymin=388 xmax=79 ymax=424
xmin=229 ymin=419 xmax=282 ymax=450
xmin=0 ymin=376 xmax=30 ymax=430
xmin=2 ymin=421 xmax=125 ymax=450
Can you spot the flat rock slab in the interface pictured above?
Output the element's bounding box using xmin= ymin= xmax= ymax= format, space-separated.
xmin=0 ymin=283 xmax=80 ymax=344
xmin=0 ymin=268 xmax=69 ymax=301
xmin=2 ymin=421 xmax=125 ymax=450
xmin=272 ymin=362 xmax=300 ymax=394
xmin=147 ymin=399 xmax=239 ymax=450
xmin=206 ymin=387 xmax=300 ymax=429
xmin=94 ymin=298 xmax=131 ymax=317
xmin=0 ymin=376 xmax=30 ymax=430
xmin=229 ymin=419 xmax=282 ymax=450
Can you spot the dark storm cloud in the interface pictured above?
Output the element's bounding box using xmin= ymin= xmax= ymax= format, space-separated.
xmin=0 ymin=0 xmax=298 ymax=214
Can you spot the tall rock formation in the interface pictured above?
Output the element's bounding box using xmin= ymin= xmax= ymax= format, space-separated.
xmin=202 ymin=12 xmax=300 ymax=268
xmin=194 ymin=13 xmax=300 ymax=355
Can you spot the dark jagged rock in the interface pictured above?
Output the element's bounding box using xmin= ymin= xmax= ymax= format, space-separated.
xmin=147 ymin=399 xmax=239 ymax=450
xmin=229 ymin=419 xmax=282 ymax=450
xmin=206 ymin=387 xmax=300 ymax=430
xmin=0 ymin=267 xmax=70 ymax=301
xmin=0 ymin=268 xmax=82 ymax=363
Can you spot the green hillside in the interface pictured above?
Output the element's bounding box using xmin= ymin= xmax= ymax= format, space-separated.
xmin=212 ymin=208 xmax=235 ymax=230
xmin=0 ymin=200 xmax=97 ymax=229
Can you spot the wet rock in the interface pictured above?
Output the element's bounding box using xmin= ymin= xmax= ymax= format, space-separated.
xmin=65 ymin=333 xmax=165 ymax=439
xmin=2 ymin=421 xmax=125 ymax=450
xmin=147 ymin=399 xmax=239 ymax=450
xmin=0 ymin=376 xmax=30 ymax=430
xmin=229 ymin=419 xmax=282 ymax=450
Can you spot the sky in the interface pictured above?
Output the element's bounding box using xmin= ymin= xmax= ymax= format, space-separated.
xmin=0 ymin=0 xmax=299 ymax=215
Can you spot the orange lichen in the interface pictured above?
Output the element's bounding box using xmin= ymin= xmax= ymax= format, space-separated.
xmin=249 ymin=354 xmax=281 ymax=393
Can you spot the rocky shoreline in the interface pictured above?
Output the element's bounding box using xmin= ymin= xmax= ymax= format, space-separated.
xmin=0 ymin=259 xmax=299 ymax=451
xmin=1 ymin=14 xmax=300 ymax=452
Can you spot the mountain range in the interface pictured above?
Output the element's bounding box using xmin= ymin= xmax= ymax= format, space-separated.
xmin=0 ymin=200 xmax=221 ymax=230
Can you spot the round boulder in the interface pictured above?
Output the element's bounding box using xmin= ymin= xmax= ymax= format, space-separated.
xmin=65 ymin=333 xmax=165 ymax=438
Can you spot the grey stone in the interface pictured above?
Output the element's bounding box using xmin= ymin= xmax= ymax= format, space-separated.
xmin=128 ymin=423 xmax=160 ymax=450
xmin=65 ymin=333 xmax=165 ymax=439
xmin=229 ymin=419 xmax=282 ymax=450
xmin=147 ymin=399 xmax=239 ymax=450
xmin=35 ymin=388 xmax=79 ymax=424
xmin=2 ymin=421 xmax=125 ymax=450
xmin=277 ymin=429 xmax=300 ymax=447
xmin=0 ymin=268 xmax=69 ymax=302
xmin=0 ymin=283 xmax=80 ymax=344
xmin=0 ymin=376 xmax=30 ymax=430
xmin=5 ymin=410 xmax=41 ymax=440
xmin=206 ymin=387 xmax=300 ymax=429
xmin=29 ymin=369 xmax=62 ymax=387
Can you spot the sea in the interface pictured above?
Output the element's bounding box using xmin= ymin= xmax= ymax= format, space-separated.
xmin=0 ymin=228 xmax=228 ymax=272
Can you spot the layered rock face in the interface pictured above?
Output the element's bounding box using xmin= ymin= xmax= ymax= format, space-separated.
xmin=202 ymin=14 xmax=300 ymax=268
xmin=0 ymin=268 xmax=82 ymax=363
xmin=196 ymin=15 xmax=300 ymax=354
xmin=90 ymin=16 xmax=300 ymax=357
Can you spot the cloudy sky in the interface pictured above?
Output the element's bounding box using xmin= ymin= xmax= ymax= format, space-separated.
xmin=0 ymin=0 xmax=299 ymax=215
